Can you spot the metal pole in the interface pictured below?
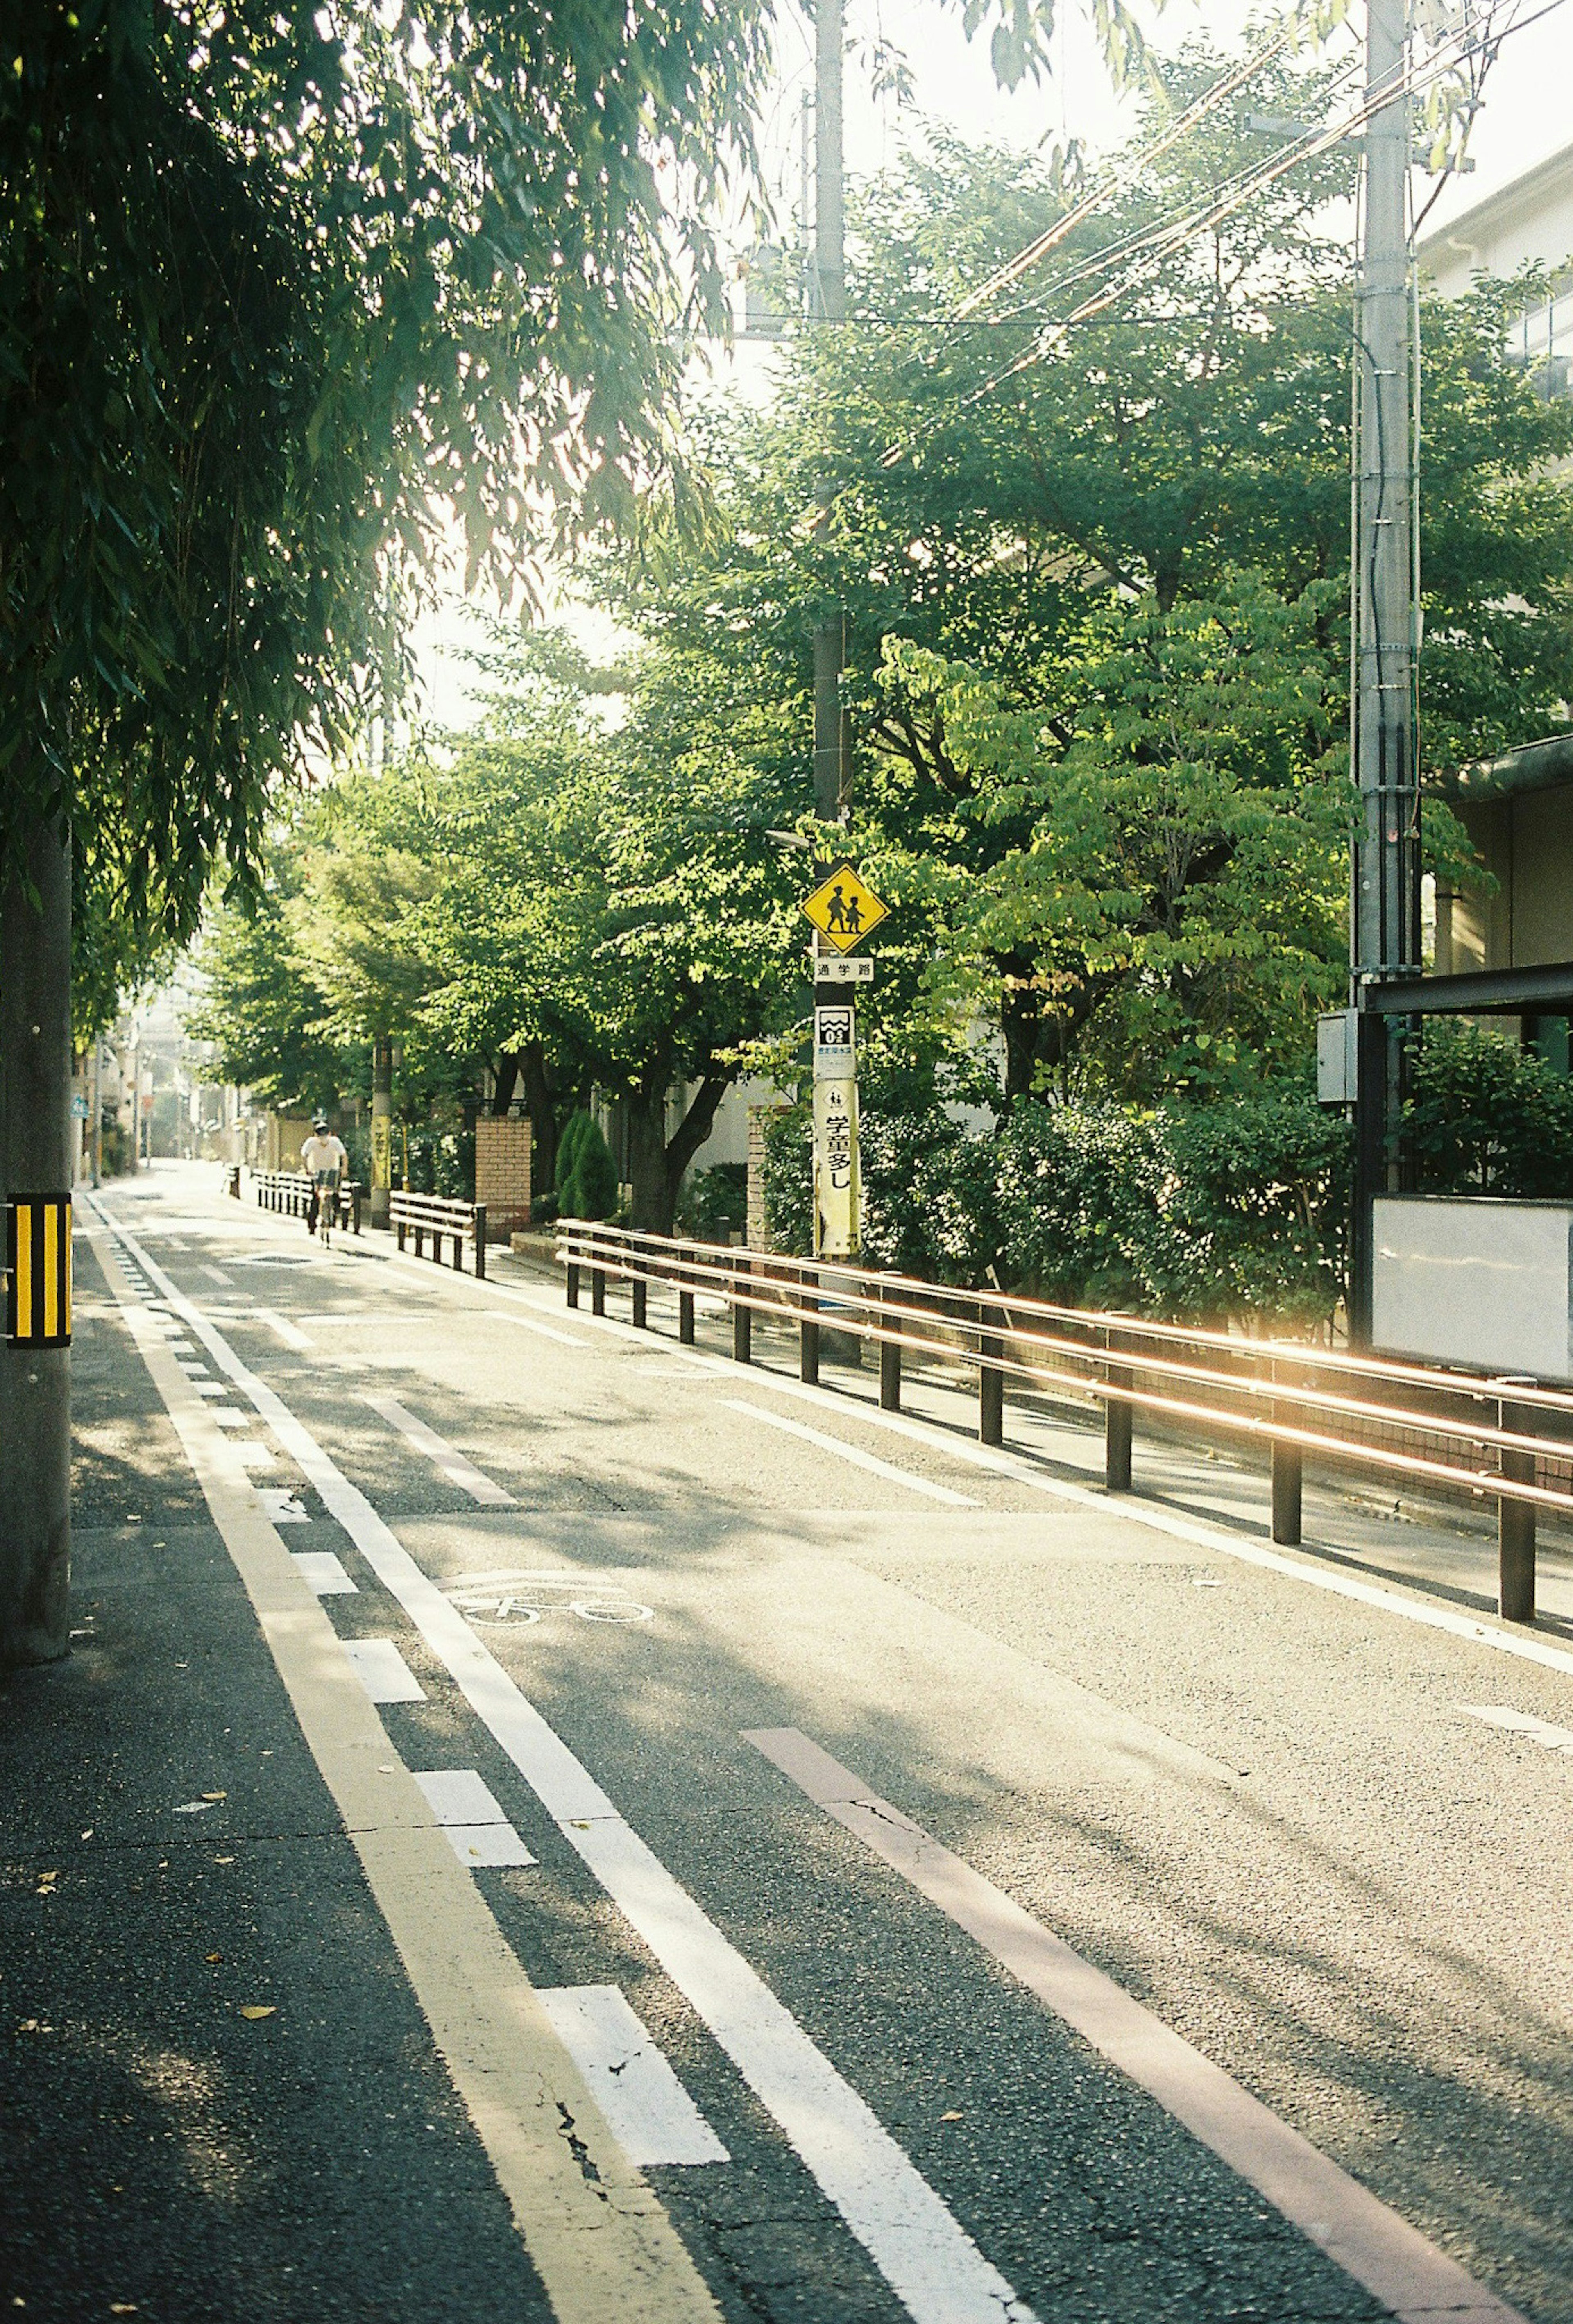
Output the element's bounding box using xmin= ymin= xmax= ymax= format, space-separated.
xmin=1497 ymin=1386 xmax=1537 ymax=1624
xmin=1349 ymin=0 xmax=1419 ymax=1347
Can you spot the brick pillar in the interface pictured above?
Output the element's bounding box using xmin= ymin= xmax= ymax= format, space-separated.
xmin=475 ymin=1116 xmax=532 ymax=1237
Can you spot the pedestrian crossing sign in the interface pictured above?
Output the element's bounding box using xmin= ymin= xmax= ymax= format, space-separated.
xmin=800 ymin=862 xmax=889 ymax=954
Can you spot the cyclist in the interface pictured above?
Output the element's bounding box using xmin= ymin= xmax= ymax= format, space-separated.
xmin=301 ymin=1116 xmax=349 ymax=1248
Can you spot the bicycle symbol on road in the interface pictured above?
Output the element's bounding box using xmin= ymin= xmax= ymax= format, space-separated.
xmin=440 ymin=1568 xmax=654 ymax=1627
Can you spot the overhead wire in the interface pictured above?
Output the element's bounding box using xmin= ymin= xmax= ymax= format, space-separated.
xmin=870 ymin=0 xmax=1563 ymax=475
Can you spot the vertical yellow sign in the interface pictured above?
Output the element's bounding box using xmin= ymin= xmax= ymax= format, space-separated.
xmin=813 ymin=1076 xmax=860 ymax=1257
xmin=371 ymin=1114 xmax=392 ymax=1192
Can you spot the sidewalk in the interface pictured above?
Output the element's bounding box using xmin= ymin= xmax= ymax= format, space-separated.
xmin=1 ymin=1230 xmax=549 ymax=2322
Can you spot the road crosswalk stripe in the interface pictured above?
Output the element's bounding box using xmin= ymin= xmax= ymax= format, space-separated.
xmin=745 ymin=1726 xmax=1528 ymax=2324
xmin=112 ymin=1228 xmax=1039 ymax=2324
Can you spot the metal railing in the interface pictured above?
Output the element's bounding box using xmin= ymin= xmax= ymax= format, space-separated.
xmin=554 ymin=1219 xmax=1573 ymax=1629
xmin=254 ymin=1169 xmax=363 ymax=1234
xmin=392 ymin=1189 xmax=487 ymax=1278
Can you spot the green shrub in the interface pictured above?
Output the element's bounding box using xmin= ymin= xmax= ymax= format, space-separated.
xmin=764 ymin=1082 xmax=1347 ymax=1329
xmin=562 ymin=1115 xmax=619 ymax=1219
xmin=1407 ymin=1020 xmax=1573 ymax=1196
xmin=677 ymin=1162 xmax=747 ymax=1240
xmin=555 ymin=1111 xmax=593 ymax=1203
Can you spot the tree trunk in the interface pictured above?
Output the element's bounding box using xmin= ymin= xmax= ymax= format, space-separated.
xmin=517 ymin=1040 xmax=567 ymax=1202
xmin=626 ymin=1069 xmax=732 ymax=1234
xmin=0 ymin=812 xmax=73 ymax=1668
xmin=490 ymin=1049 xmax=521 ymax=1117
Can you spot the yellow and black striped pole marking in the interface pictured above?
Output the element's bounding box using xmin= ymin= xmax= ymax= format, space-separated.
xmin=5 ymin=1194 xmax=72 ymax=1348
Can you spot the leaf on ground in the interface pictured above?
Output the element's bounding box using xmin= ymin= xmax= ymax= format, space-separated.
xmin=204 ymin=1952 xmax=223 ymax=1964
xmin=939 ymin=2109 xmax=963 ymax=2121
xmin=174 ymin=1801 xmax=215 ymax=1814
xmin=238 ymin=2005 xmax=275 ymax=2020
xmin=200 ymin=1791 xmax=227 ymax=1802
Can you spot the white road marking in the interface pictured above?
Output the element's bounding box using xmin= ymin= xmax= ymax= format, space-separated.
xmin=487 ymin=1308 xmax=594 ymax=1349
xmin=343 ymin=1637 xmax=426 ymax=1703
xmin=292 ymin=1550 xmax=357 ymax=1597
xmin=231 ymin=1443 xmax=277 ymax=1469
xmin=723 ymin=1400 xmax=978 ymax=1508
xmin=202 ymin=1264 xmax=234 ymax=1287
xmin=362 ymin=1393 xmax=516 ymax=1507
xmin=413 ymin=1769 xmax=537 ymax=1868
xmin=129 ymin=1262 xmax=1037 ymax=2324
xmin=84 ymin=1206 xmax=722 ymax=2324
xmin=256 ymin=1307 xmax=315 ymax=1352
xmin=258 ymin=1488 xmax=310 ymax=1526
xmin=537 ymin=1986 xmax=728 ymax=2168
xmin=1462 ymin=1704 xmax=1573 ymax=1753
xmin=513 ymin=1291 xmax=1573 ymax=1684
xmin=209 ymin=1409 xmax=253 ymax=1430
xmin=746 ymin=1728 xmax=1527 ymax=2324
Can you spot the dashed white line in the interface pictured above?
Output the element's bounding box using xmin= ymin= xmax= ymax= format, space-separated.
xmin=343 ymin=1637 xmax=426 ymax=1703
xmin=413 ymin=1769 xmax=537 ymax=1868
xmin=1462 ymin=1704 xmax=1573 ymax=1754
xmin=537 ymin=1986 xmax=728 ymax=2168
xmin=362 ymin=1393 xmax=516 ymax=1507
xmin=118 ymin=1245 xmax=1038 ymax=2324
xmin=724 ymin=1399 xmax=978 ymax=1507
xmin=292 ymin=1549 xmax=357 ymax=1597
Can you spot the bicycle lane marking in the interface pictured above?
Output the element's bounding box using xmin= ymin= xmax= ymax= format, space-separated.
xmin=744 ymin=1728 xmax=1528 ymax=2324
xmin=94 ymin=1210 xmax=1038 ymax=2324
xmin=79 ymin=1199 xmax=723 ymax=2324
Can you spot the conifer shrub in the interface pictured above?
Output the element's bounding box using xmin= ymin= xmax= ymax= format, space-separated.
xmin=562 ymin=1115 xmax=620 ymax=1220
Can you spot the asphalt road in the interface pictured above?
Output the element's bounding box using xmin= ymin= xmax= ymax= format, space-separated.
xmin=7 ymin=1160 xmax=1572 ymax=2324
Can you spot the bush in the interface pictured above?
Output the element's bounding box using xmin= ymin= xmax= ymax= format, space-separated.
xmin=676 ymin=1162 xmax=747 ymax=1241
xmin=555 ymin=1111 xmax=593 ymax=1203
xmin=764 ymin=1082 xmax=1348 ymax=1330
xmin=1407 ymin=1020 xmax=1573 ymax=1196
xmin=562 ymin=1115 xmax=619 ymax=1220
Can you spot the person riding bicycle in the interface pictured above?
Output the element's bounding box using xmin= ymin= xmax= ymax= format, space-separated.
xmin=301 ymin=1116 xmax=348 ymax=1243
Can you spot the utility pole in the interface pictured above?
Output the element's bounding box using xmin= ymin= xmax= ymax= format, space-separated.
xmin=811 ymin=0 xmax=848 ymax=828
xmin=809 ymin=0 xmax=862 ymax=1260
xmin=0 ymin=815 xmax=73 ymax=1668
xmin=1348 ymin=0 xmax=1420 ymax=1346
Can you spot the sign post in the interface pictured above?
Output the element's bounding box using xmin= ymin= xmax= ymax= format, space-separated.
xmin=800 ymin=863 xmax=888 ymax=1260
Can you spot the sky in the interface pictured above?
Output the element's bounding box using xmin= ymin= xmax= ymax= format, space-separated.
xmin=405 ymin=0 xmax=1573 ymax=730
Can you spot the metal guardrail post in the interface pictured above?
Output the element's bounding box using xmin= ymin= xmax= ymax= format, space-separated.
xmin=591 ymin=1264 xmax=606 ymax=1316
xmin=800 ymin=1264 xmax=819 ymax=1384
xmin=1497 ymin=1383 xmax=1537 ymax=1624
xmin=1270 ymin=1441 xmax=1302 ymax=1546
xmin=1269 ymin=1357 xmax=1302 ymax=1545
xmin=631 ymin=1274 xmax=647 ymax=1328
xmin=678 ymin=1274 xmax=695 ymax=1343
xmin=566 ymin=1258 xmax=580 ymax=1308
xmin=879 ymin=1280 xmax=901 ymax=1411
xmin=978 ymin=1300 xmax=1004 ymax=1447
xmin=1105 ymin=1334 xmax=1133 ymax=1492
xmin=474 ymin=1204 xmax=486 ymax=1279
xmin=733 ymin=1255 xmax=752 ymax=1364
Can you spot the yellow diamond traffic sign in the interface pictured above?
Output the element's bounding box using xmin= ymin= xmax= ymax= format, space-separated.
xmin=800 ymin=861 xmax=889 ymax=954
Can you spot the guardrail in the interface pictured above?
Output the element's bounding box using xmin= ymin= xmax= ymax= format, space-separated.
xmin=254 ymin=1170 xmax=363 ymax=1234
xmin=392 ymin=1189 xmax=487 ymax=1278
xmin=555 ymin=1219 xmax=1573 ymax=1629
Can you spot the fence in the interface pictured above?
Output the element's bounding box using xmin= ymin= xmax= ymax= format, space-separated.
xmin=254 ymin=1170 xmax=363 ymax=1233
xmin=555 ymin=1219 xmax=1573 ymax=1629
xmin=392 ymin=1189 xmax=487 ymax=1278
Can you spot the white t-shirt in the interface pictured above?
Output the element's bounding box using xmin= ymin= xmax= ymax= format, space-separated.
xmin=301 ymin=1132 xmax=348 ymax=1180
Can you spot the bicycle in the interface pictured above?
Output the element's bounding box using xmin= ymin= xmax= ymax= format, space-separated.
xmin=311 ymin=1169 xmax=341 ymax=1251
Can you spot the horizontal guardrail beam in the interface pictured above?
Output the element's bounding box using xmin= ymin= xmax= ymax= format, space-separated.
xmin=551 ymin=1219 xmax=1573 ymax=1626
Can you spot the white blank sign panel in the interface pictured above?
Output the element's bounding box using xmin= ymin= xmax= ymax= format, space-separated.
xmin=1371 ymin=1196 xmax=1573 ymax=1382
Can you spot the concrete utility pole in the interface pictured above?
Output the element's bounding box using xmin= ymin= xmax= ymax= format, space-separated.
xmin=811 ymin=0 xmax=849 ymax=827
xmin=0 ymin=818 xmax=73 ymax=1668
xmin=1349 ymin=0 xmax=1420 ymax=1346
